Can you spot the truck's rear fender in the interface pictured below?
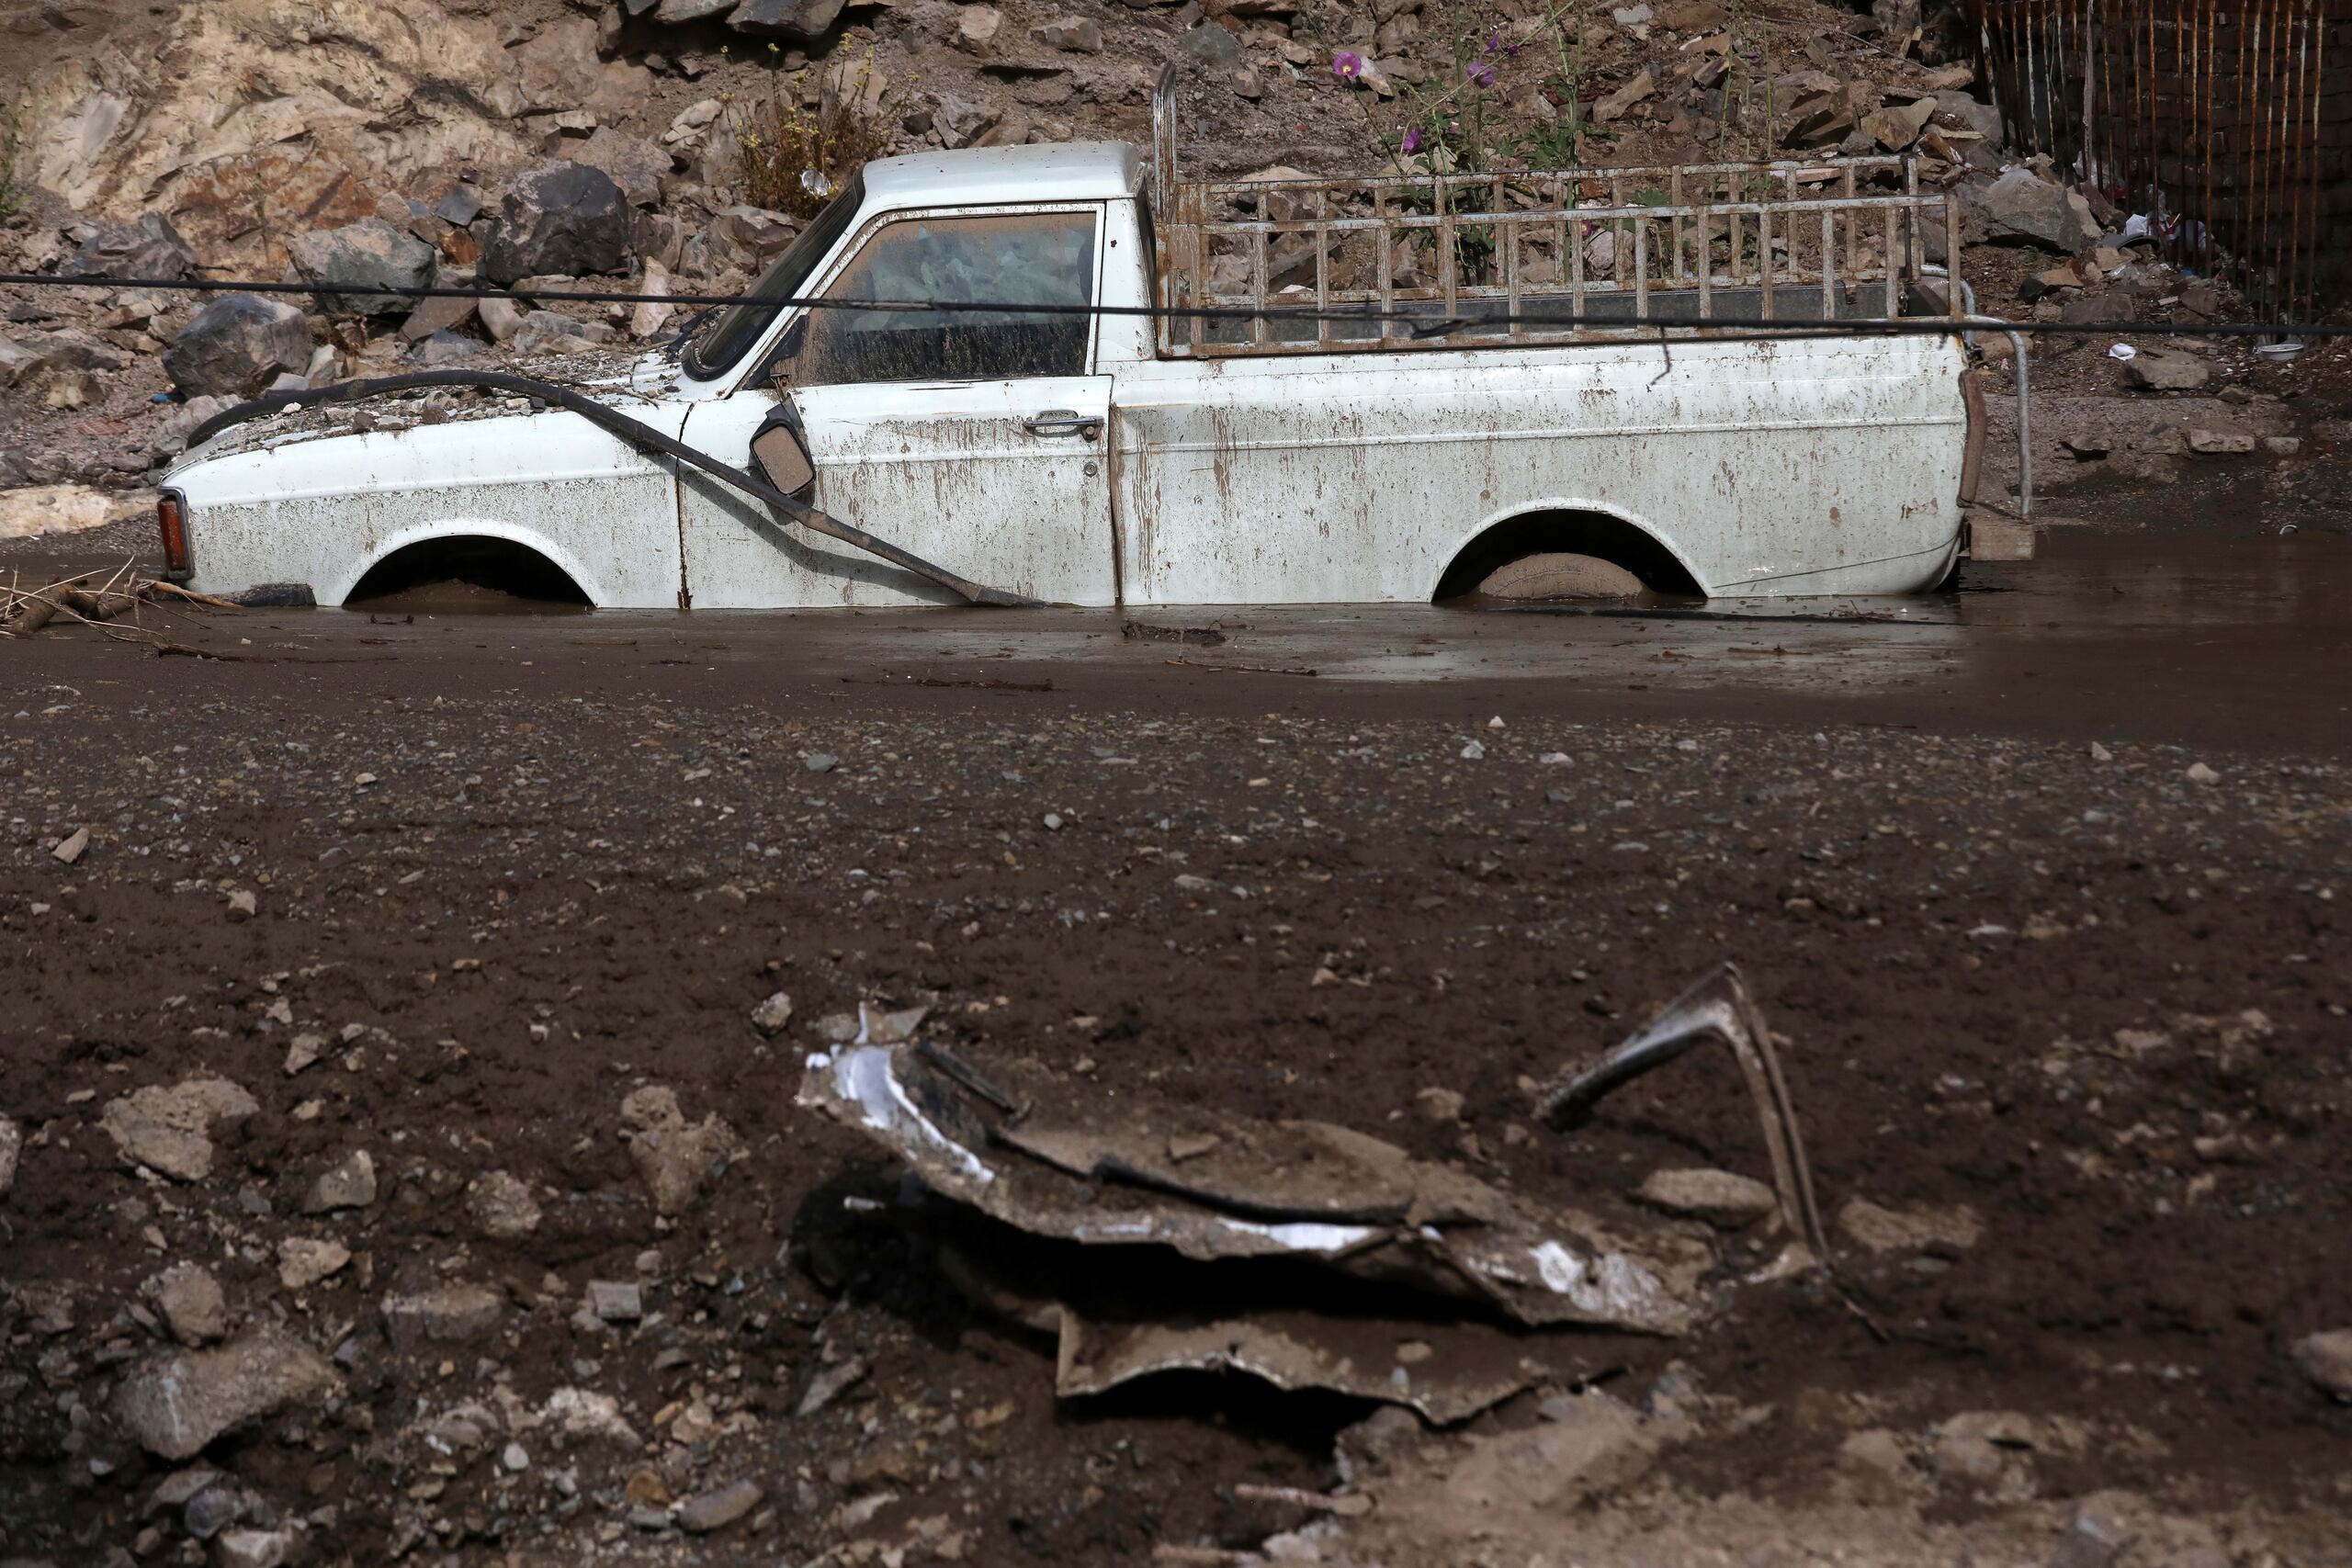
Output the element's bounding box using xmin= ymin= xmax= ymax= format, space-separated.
xmin=326 ymin=519 xmax=605 ymax=607
xmin=1431 ymin=500 xmax=1709 ymax=601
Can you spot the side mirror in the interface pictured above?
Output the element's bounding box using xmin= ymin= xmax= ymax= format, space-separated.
xmin=749 ymin=400 xmax=816 ymax=502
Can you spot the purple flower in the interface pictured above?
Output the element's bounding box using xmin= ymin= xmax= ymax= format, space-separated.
xmin=1486 ymin=28 xmax=1503 ymax=53
xmin=1332 ymin=51 xmax=1366 ymax=81
xmin=1464 ymin=62 xmax=1497 ymax=87
xmin=1401 ymin=126 xmax=1424 ymax=153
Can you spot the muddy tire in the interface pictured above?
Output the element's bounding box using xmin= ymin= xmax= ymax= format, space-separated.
xmin=1473 ymin=552 xmax=1645 ymax=600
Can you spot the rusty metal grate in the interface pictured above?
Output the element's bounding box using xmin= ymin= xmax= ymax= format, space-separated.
xmin=1972 ymin=0 xmax=2347 ymax=311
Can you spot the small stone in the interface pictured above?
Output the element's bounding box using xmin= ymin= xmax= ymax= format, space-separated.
xmin=214 ymin=1528 xmax=294 ymax=1568
xmin=804 ymin=752 xmax=839 ymax=773
xmin=619 ymin=1085 xmax=736 ymax=1215
xmin=2051 ymin=1492 xmax=2139 ymax=1568
xmin=51 ymin=825 xmax=89 ymax=864
xmin=304 ymin=1149 xmax=377 ymax=1213
xmin=502 ymin=1442 xmax=529 ymax=1472
xmin=2186 ymin=428 xmax=2256 ymax=456
xmin=101 ymin=1077 xmax=260 ymax=1182
xmin=1415 ymin=1087 xmax=1464 ymax=1122
xmin=797 ymin=1355 xmax=868 ymax=1416
xmin=1838 ymin=1427 xmax=1911 ymax=1477
xmin=2185 ymin=761 xmax=2221 ymax=784
xmin=957 ymin=4 xmax=1002 ymax=45
xmin=114 ymin=1329 xmax=335 ymax=1461
xmin=380 ymin=1282 xmax=504 ymax=1352
xmin=751 ymin=991 xmax=795 ymax=1036
xmin=277 ymin=1237 xmax=351 ymax=1291
xmin=2120 ymin=347 xmax=2211 ymax=391
xmin=678 ymin=1478 xmax=763 ymax=1533
xmin=1838 ymin=1197 xmax=1982 ymax=1254
xmin=226 ymin=889 xmax=258 ymax=922
xmin=1459 ymin=739 xmax=1486 ymax=760
xmin=183 ymin=1483 xmax=248 ymax=1539
xmin=1034 ymin=15 xmax=1101 ymax=50
xmin=1168 ymin=1133 xmax=1221 ymax=1162
xmin=283 ymin=1033 xmax=326 ymax=1077
xmin=2088 ymin=741 xmax=2112 ymax=761
xmin=587 ymin=1280 xmax=643 ymax=1323
xmin=466 ymin=1169 xmax=544 ymax=1238
xmin=152 ymin=1262 xmax=230 ymax=1347
xmin=2263 ymin=434 xmax=2302 ymax=457
xmin=1043 ymin=811 xmax=1064 ymax=829
xmin=2291 ymin=1329 xmax=2352 ymax=1400
xmin=0 ymin=1114 xmax=18 ymax=1199
xmin=479 ymin=296 xmax=527 ymax=344
xmin=1635 ymin=1168 xmax=1780 ymax=1228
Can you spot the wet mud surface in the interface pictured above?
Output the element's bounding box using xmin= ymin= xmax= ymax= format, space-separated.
xmin=4 ymin=529 xmax=2350 ymax=1564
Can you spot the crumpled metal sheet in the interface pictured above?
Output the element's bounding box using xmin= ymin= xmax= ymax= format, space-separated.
xmin=797 ymin=1039 xmax=1702 ymax=1337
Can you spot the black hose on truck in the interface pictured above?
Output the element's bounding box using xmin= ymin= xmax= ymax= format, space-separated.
xmin=184 ymin=370 xmax=1046 ymax=608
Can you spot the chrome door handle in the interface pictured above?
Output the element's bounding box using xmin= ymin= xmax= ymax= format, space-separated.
xmin=1023 ymin=409 xmax=1103 ymax=440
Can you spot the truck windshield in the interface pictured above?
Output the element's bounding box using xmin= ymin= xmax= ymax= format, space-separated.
xmin=682 ymin=174 xmax=865 ymax=381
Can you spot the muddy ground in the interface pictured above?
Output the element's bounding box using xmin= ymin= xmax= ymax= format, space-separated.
xmin=4 ymin=507 xmax=2351 ymax=1565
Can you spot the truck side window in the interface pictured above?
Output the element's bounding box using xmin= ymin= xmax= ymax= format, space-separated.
xmin=778 ymin=210 xmax=1096 ymax=388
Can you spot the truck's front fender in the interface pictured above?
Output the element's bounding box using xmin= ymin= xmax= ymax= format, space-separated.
xmin=322 ymin=518 xmax=612 ymax=607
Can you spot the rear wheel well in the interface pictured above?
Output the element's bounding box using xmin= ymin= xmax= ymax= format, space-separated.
xmin=347 ymin=536 xmax=590 ymax=604
xmin=1433 ymin=510 xmax=1702 ymax=600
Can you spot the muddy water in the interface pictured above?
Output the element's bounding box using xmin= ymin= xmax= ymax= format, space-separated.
xmin=12 ymin=532 xmax=2349 ymax=754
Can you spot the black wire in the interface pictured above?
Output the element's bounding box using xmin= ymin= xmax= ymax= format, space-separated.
xmin=1 ymin=269 xmax=2341 ymax=343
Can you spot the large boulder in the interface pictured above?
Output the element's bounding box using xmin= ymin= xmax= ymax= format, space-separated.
xmin=287 ymin=218 xmax=438 ymax=316
xmin=114 ymin=1330 xmax=335 ymax=1460
xmin=1963 ymin=169 xmax=2100 ymax=252
xmin=61 ymin=213 xmax=200 ymax=281
xmin=163 ymin=296 xmax=313 ymax=400
xmin=481 ymin=163 xmax=632 ymax=287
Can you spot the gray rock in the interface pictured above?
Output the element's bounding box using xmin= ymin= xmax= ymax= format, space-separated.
xmin=181 ymin=1482 xmax=248 ymax=1539
xmin=1634 ymin=1168 xmax=1780 ymax=1228
xmin=13 ymin=327 xmax=130 ymax=377
xmin=0 ymin=1114 xmax=18 ymax=1199
xmin=619 ymin=1085 xmax=736 ymax=1215
xmin=1964 ymin=168 xmax=2100 ymax=252
xmin=2292 ymin=1329 xmax=2352 ymax=1400
xmin=214 ymin=1528 xmax=294 ymax=1568
xmin=677 ymin=1478 xmax=763 ymax=1533
xmin=409 ymin=329 xmax=482 ymax=367
xmin=1035 ymin=15 xmax=1102 ymax=50
xmin=62 ymin=213 xmax=199 ymax=282
xmin=1179 ymin=21 xmax=1242 ymax=63
xmin=586 ymin=1279 xmax=643 ymax=1323
xmin=479 ymin=296 xmax=527 ymax=344
xmin=99 ymin=1077 xmax=260 ymax=1182
xmin=657 ymin=0 xmax=736 ymax=17
xmin=574 ymin=127 xmax=675 ymax=209
xmin=303 ymin=1148 xmax=377 ymax=1213
xmin=804 ymin=752 xmax=839 ymax=773
xmin=481 ymin=163 xmax=633 ymax=287
xmin=2123 ymin=348 xmax=2211 ymax=392
xmin=399 ymin=288 xmax=478 ymax=344
xmin=288 ymin=218 xmax=439 ymax=316
xmin=752 ymin=991 xmax=794 ymax=1036
xmin=508 ymin=312 xmax=618 ymax=355
xmin=729 ymin=0 xmax=849 ymax=41
xmin=151 ymin=1262 xmax=230 ymax=1346
xmin=380 ymin=1281 xmax=504 ymax=1353
xmin=114 ymin=1330 xmax=335 ymax=1460
xmin=2051 ymin=1492 xmax=2138 ymax=1568
xmin=276 ymin=1236 xmax=350 ymax=1290
xmin=435 ymin=184 xmax=485 ymax=227
xmin=163 ymin=296 xmax=313 ymax=401
xmin=466 ymin=1169 xmax=543 ymax=1238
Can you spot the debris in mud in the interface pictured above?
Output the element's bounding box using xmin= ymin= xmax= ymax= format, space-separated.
xmin=1122 ymin=618 xmax=1226 ymax=647
xmin=792 ymin=979 xmax=1827 ymax=1419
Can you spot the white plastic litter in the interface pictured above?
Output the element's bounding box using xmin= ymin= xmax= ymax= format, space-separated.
xmin=2109 ymin=344 xmax=2138 ymax=361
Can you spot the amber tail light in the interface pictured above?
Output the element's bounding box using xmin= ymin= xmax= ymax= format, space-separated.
xmin=157 ymin=491 xmax=191 ymax=580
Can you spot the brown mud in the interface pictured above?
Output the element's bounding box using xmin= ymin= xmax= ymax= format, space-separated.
xmin=3 ymin=527 xmax=2350 ymax=1565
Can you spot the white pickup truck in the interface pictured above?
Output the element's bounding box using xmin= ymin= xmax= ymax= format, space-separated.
xmin=164 ymin=74 xmax=1992 ymax=609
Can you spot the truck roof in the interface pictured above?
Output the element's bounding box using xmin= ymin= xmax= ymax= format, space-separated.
xmin=863 ymin=141 xmax=1145 ymax=210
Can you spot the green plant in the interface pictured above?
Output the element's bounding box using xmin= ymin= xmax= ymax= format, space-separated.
xmin=727 ymin=52 xmax=888 ymax=220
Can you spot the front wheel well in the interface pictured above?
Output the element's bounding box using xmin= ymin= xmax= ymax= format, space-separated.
xmin=347 ymin=535 xmax=591 ymax=604
xmin=1433 ymin=510 xmax=1702 ymax=601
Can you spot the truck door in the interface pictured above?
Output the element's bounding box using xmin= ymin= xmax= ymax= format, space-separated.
xmin=675 ymin=205 xmax=1115 ymax=608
